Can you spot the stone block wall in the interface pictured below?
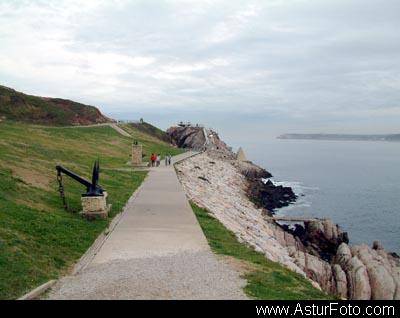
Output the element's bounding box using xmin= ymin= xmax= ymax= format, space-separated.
xmin=132 ymin=144 xmax=142 ymax=166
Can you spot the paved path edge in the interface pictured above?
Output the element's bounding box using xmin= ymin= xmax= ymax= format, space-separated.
xmin=71 ymin=173 xmax=149 ymax=275
xmin=18 ymin=280 xmax=57 ymax=300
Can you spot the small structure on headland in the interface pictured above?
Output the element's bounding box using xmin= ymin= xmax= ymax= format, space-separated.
xmin=131 ymin=140 xmax=143 ymax=166
xmin=178 ymin=121 xmax=192 ymax=127
xmin=236 ymin=147 xmax=247 ymax=162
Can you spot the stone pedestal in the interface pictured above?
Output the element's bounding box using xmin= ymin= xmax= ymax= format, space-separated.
xmin=81 ymin=192 xmax=110 ymax=220
xmin=132 ymin=144 xmax=143 ymax=166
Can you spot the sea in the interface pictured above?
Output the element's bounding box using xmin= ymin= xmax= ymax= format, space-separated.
xmin=244 ymin=138 xmax=400 ymax=253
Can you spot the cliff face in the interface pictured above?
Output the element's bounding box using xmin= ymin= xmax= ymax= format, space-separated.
xmin=176 ymin=151 xmax=400 ymax=300
xmin=0 ymin=85 xmax=112 ymax=126
xmin=167 ymin=126 xmax=206 ymax=149
xmin=167 ymin=125 xmax=234 ymax=157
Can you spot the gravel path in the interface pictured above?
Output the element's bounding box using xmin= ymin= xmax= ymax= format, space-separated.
xmin=47 ymin=152 xmax=247 ymax=300
xmin=49 ymin=252 xmax=246 ymax=300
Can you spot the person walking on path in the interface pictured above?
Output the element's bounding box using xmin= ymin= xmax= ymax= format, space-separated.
xmin=150 ymin=153 xmax=156 ymax=167
xmin=168 ymin=154 xmax=172 ymax=165
xmin=156 ymin=154 xmax=161 ymax=167
xmin=165 ymin=154 xmax=169 ymax=166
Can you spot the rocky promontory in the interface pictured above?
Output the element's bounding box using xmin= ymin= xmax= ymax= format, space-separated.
xmin=172 ymin=125 xmax=400 ymax=300
xmin=168 ymin=124 xmax=296 ymax=212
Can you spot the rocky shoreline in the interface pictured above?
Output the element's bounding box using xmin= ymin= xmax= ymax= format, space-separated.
xmin=169 ymin=125 xmax=400 ymax=300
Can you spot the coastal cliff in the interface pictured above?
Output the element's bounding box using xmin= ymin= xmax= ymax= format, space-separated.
xmin=172 ymin=126 xmax=400 ymax=300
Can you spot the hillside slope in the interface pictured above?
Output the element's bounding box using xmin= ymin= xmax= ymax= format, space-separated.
xmin=127 ymin=121 xmax=171 ymax=143
xmin=0 ymin=121 xmax=182 ymax=299
xmin=0 ymin=85 xmax=111 ymax=126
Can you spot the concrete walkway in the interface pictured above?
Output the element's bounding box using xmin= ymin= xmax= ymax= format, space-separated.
xmin=48 ymin=152 xmax=247 ymax=299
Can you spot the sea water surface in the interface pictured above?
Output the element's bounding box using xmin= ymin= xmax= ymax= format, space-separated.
xmin=244 ymin=139 xmax=400 ymax=253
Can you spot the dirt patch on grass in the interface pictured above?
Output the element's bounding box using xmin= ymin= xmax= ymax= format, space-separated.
xmin=217 ymin=255 xmax=257 ymax=274
xmin=11 ymin=166 xmax=51 ymax=190
xmin=108 ymin=139 xmax=125 ymax=146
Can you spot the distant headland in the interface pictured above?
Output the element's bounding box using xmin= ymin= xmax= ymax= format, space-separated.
xmin=278 ymin=133 xmax=400 ymax=142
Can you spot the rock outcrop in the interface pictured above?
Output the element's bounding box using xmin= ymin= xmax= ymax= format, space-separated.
xmin=247 ymin=178 xmax=297 ymax=212
xmin=346 ymin=256 xmax=372 ymax=300
xmin=289 ymin=219 xmax=349 ymax=262
xmin=176 ymin=150 xmax=400 ymax=299
xmin=167 ymin=126 xmax=206 ymax=150
xmin=333 ymin=241 xmax=400 ymax=300
xmin=332 ymin=264 xmax=348 ymax=299
xmin=232 ymin=160 xmax=272 ymax=179
xmin=167 ymin=125 xmax=235 ymax=158
xmin=336 ymin=243 xmax=399 ymax=300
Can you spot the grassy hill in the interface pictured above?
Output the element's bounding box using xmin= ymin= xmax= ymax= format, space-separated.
xmin=0 ymin=85 xmax=111 ymax=126
xmin=125 ymin=121 xmax=171 ymax=144
xmin=0 ymin=120 xmax=182 ymax=299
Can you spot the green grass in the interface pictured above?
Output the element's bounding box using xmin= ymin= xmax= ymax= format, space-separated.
xmin=0 ymin=120 xmax=180 ymax=299
xmin=190 ymin=202 xmax=332 ymax=300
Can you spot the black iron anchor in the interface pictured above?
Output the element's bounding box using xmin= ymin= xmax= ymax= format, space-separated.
xmin=56 ymin=160 xmax=104 ymax=211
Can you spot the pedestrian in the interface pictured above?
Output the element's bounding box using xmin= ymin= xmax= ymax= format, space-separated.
xmin=165 ymin=154 xmax=168 ymax=166
xmin=150 ymin=153 xmax=156 ymax=167
xmin=156 ymin=154 xmax=161 ymax=167
xmin=168 ymin=154 xmax=172 ymax=165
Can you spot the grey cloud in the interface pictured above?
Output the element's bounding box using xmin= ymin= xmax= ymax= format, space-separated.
xmin=0 ymin=0 xmax=399 ymax=134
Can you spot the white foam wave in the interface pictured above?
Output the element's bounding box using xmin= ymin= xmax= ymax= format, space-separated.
xmin=262 ymin=178 xmax=319 ymax=196
xmin=261 ymin=178 xmax=319 ymax=216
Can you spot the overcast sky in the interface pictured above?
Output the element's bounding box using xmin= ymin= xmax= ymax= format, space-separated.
xmin=0 ymin=0 xmax=399 ymax=142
